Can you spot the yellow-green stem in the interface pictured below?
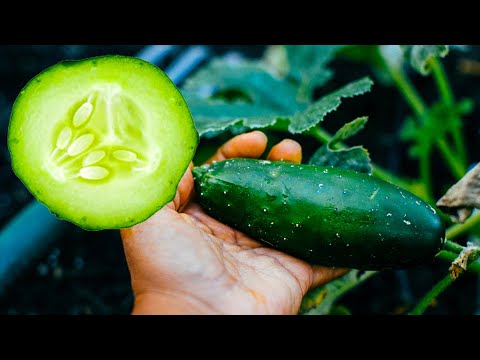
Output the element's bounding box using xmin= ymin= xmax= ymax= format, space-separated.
xmin=446 ymin=211 xmax=480 ymax=240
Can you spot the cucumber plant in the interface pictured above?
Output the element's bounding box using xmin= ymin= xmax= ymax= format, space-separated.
xmin=183 ymin=45 xmax=480 ymax=314
xmin=8 ymin=46 xmax=480 ymax=314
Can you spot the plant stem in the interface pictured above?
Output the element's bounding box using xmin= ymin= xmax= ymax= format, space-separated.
xmin=388 ymin=65 xmax=466 ymax=180
xmin=408 ymin=274 xmax=454 ymax=315
xmin=389 ymin=69 xmax=426 ymax=117
xmin=437 ymin=250 xmax=480 ymax=273
xmin=436 ymin=137 xmax=465 ymax=180
xmin=419 ymin=151 xmax=433 ymax=202
xmin=413 ymin=245 xmax=480 ymax=315
xmin=307 ymin=127 xmax=414 ymax=192
xmin=430 ymin=58 xmax=454 ymax=106
xmin=430 ymin=57 xmax=468 ymax=173
xmin=309 ymin=126 xmax=332 ymax=144
xmin=446 ymin=211 xmax=480 ymax=240
xmin=444 ymin=240 xmax=464 ymax=253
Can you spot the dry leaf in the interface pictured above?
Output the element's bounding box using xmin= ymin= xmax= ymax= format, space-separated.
xmin=437 ymin=163 xmax=480 ymax=223
xmin=449 ymin=244 xmax=478 ymax=279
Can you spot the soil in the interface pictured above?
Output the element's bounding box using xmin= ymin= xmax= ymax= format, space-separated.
xmin=0 ymin=45 xmax=478 ymax=314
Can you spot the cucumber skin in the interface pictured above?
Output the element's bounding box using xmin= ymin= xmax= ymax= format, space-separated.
xmin=192 ymin=159 xmax=446 ymax=270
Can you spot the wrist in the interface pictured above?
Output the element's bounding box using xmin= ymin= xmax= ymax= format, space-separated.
xmin=132 ymin=290 xmax=221 ymax=315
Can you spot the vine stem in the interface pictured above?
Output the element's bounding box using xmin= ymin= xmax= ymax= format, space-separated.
xmin=437 ymin=251 xmax=480 ymax=273
xmin=430 ymin=58 xmax=467 ymax=167
xmin=409 ymin=274 xmax=454 ymax=315
xmin=446 ymin=211 xmax=480 ymax=240
xmin=419 ymin=151 xmax=433 ymax=203
xmin=411 ymin=245 xmax=480 ymax=315
xmin=387 ymin=65 xmax=466 ymax=181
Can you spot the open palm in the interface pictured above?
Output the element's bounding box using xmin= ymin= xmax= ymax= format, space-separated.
xmin=121 ymin=131 xmax=347 ymax=314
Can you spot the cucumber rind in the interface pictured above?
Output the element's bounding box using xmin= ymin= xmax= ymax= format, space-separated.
xmin=193 ymin=159 xmax=446 ymax=270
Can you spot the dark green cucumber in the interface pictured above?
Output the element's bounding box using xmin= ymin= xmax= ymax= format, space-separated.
xmin=192 ymin=159 xmax=446 ymax=270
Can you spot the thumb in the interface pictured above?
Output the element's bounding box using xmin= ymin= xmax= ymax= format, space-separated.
xmin=167 ymin=162 xmax=195 ymax=212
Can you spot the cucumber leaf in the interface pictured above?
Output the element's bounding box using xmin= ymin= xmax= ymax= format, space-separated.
xmin=300 ymin=270 xmax=377 ymax=315
xmin=264 ymin=45 xmax=344 ymax=102
xmin=185 ymin=76 xmax=373 ymax=137
xmin=308 ymin=117 xmax=372 ymax=174
xmin=400 ymin=45 xmax=449 ymax=75
xmin=330 ymin=116 xmax=368 ymax=145
xmin=184 ymin=58 xmax=304 ymax=114
xmin=288 ymin=78 xmax=373 ymax=133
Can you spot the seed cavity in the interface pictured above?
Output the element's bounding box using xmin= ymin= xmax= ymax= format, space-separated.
xmin=83 ymin=150 xmax=106 ymax=166
xmin=73 ymin=102 xmax=93 ymax=127
xmin=113 ymin=150 xmax=137 ymax=162
xmin=79 ymin=166 xmax=109 ymax=180
xmin=67 ymin=134 xmax=94 ymax=156
xmin=56 ymin=127 xmax=73 ymax=149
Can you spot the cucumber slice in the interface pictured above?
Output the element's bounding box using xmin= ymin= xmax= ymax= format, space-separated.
xmin=8 ymin=55 xmax=198 ymax=230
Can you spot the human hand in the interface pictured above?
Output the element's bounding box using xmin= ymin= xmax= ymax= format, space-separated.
xmin=120 ymin=131 xmax=348 ymax=314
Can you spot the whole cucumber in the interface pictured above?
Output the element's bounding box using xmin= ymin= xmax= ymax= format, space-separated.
xmin=192 ymin=159 xmax=446 ymax=270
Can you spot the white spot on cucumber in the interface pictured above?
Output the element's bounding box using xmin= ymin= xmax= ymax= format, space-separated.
xmin=403 ymin=220 xmax=411 ymax=225
xmin=370 ymin=187 xmax=379 ymax=200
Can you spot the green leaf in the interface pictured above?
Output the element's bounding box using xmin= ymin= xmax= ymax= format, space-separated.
xmin=184 ymin=58 xmax=304 ymax=114
xmin=300 ymin=270 xmax=377 ymax=315
xmin=263 ymin=45 xmax=344 ymax=102
xmin=185 ymin=77 xmax=373 ymax=137
xmin=330 ymin=116 xmax=368 ymax=146
xmin=400 ymin=45 xmax=449 ymax=75
xmin=288 ymin=77 xmax=373 ymax=134
xmin=308 ymin=117 xmax=372 ymax=174
xmin=401 ymin=99 xmax=473 ymax=158
xmin=309 ymin=146 xmax=371 ymax=174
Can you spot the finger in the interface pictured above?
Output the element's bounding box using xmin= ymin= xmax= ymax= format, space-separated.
xmin=205 ymin=131 xmax=268 ymax=164
xmin=310 ymin=266 xmax=350 ymax=288
xmin=168 ymin=162 xmax=194 ymax=211
xmin=266 ymin=139 xmax=302 ymax=164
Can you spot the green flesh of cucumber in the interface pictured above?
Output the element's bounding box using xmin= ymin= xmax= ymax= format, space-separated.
xmin=8 ymin=55 xmax=198 ymax=230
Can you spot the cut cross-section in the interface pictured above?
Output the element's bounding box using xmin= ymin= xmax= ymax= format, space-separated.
xmin=8 ymin=55 xmax=198 ymax=230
